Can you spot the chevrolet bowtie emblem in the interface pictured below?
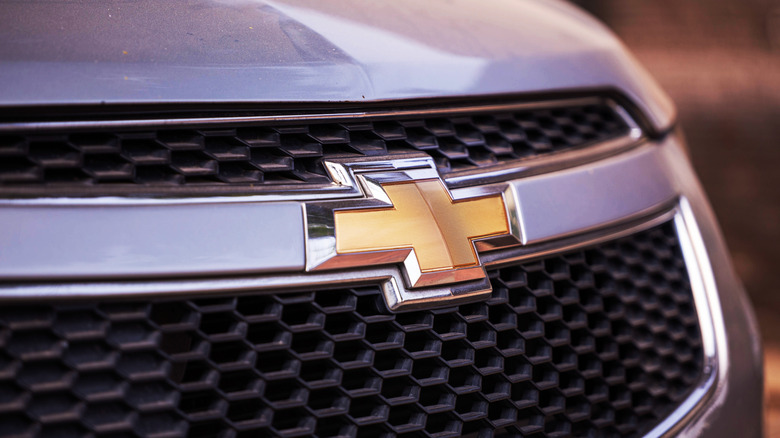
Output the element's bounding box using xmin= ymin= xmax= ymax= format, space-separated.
xmin=335 ymin=179 xmax=509 ymax=286
xmin=304 ymin=156 xmax=521 ymax=310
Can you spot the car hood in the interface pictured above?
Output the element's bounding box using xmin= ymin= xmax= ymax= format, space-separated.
xmin=0 ymin=0 xmax=674 ymax=130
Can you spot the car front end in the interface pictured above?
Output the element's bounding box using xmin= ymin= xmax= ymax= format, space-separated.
xmin=0 ymin=1 xmax=762 ymax=437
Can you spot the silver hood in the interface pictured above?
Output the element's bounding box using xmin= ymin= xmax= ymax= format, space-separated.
xmin=0 ymin=0 xmax=674 ymax=130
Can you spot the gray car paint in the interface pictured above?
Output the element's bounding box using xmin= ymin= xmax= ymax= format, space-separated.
xmin=0 ymin=0 xmax=674 ymax=132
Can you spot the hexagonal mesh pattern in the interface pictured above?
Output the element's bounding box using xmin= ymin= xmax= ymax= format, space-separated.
xmin=0 ymin=102 xmax=628 ymax=193
xmin=0 ymin=222 xmax=703 ymax=438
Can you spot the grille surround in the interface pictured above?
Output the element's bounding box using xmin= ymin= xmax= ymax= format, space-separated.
xmin=0 ymin=98 xmax=635 ymax=197
xmin=0 ymin=221 xmax=709 ymax=438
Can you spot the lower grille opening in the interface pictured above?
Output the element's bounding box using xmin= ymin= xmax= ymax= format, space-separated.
xmin=0 ymin=221 xmax=704 ymax=437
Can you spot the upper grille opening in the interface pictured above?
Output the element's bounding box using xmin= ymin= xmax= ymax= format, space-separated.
xmin=0 ymin=100 xmax=631 ymax=196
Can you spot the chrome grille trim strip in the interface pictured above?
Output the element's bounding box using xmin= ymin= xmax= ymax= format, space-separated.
xmin=0 ymin=142 xmax=675 ymax=280
xmin=0 ymin=97 xmax=635 ymax=133
xmin=642 ymin=199 xmax=721 ymax=438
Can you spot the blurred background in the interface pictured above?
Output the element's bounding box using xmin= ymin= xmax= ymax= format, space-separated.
xmin=575 ymin=0 xmax=780 ymax=434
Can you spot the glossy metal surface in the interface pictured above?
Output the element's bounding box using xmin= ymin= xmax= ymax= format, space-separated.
xmin=0 ymin=202 xmax=305 ymax=279
xmin=0 ymin=141 xmax=679 ymax=282
xmin=335 ymin=180 xmax=508 ymax=274
xmin=0 ymin=204 xmax=688 ymax=305
xmin=648 ymin=202 xmax=720 ymax=437
xmin=304 ymin=155 xmax=516 ymax=309
xmin=508 ymin=141 xmax=677 ymax=245
xmin=0 ymin=97 xmax=638 ymax=134
xmin=0 ymin=0 xmax=674 ymax=132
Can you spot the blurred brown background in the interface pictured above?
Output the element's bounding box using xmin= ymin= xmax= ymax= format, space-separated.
xmin=575 ymin=0 xmax=780 ymax=434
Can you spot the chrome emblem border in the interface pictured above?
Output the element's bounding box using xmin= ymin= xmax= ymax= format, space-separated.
xmin=303 ymin=155 xmax=522 ymax=310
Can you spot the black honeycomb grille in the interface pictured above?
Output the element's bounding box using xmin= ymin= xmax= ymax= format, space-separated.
xmin=0 ymin=222 xmax=703 ymax=438
xmin=0 ymin=102 xmax=629 ymax=193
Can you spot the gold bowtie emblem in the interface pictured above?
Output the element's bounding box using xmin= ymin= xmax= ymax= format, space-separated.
xmin=333 ymin=179 xmax=509 ymax=287
xmin=303 ymin=155 xmax=519 ymax=310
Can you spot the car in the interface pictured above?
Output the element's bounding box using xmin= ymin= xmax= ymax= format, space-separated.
xmin=0 ymin=1 xmax=763 ymax=437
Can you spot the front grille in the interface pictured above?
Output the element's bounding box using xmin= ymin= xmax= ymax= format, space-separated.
xmin=0 ymin=101 xmax=629 ymax=194
xmin=0 ymin=222 xmax=702 ymax=438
